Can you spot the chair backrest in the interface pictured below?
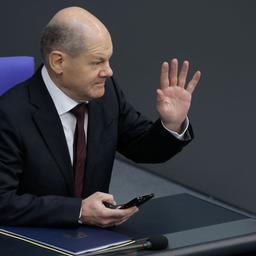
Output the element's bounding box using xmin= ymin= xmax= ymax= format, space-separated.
xmin=0 ymin=56 xmax=35 ymax=96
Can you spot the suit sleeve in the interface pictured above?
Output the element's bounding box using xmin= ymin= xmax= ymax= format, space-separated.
xmin=0 ymin=108 xmax=82 ymax=227
xmin=112 ymin=78 xmax=194 ymax=163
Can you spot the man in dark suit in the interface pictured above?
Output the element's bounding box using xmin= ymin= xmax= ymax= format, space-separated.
xmin=0 ymin=7 xmax=201 ymax=227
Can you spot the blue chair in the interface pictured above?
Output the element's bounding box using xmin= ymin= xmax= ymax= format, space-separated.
xmin=0 ymin=56 xmax=35 ymax=96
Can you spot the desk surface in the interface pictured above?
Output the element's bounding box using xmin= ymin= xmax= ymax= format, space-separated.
xmin=110 ymin=159 xmax=256 ymax=255
xmin=1 ymin=159 xmax=256 ymax=256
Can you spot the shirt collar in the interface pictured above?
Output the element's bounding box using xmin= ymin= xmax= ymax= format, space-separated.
xmin=41 ymin=65 xmax=78 ymax=115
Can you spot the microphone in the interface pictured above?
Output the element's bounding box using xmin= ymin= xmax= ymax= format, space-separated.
xmin=83 ymin=235 xmax=168 ymax=255
xmin=141 ymin=235 xmax=169 ymax=250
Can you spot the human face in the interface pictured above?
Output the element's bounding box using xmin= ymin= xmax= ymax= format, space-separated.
xmin=60 ymin=33 xmax=113 ymax=102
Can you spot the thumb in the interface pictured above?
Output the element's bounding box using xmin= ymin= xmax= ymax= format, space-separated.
xmin=100 ymin=193 xmax=117 ymax=206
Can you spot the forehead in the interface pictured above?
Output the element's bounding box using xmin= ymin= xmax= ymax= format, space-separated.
xmin=85 ymin=33 xmax=113 ymax=58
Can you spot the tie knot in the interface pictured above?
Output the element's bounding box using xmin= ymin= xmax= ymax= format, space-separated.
xmin=70 ymin=103 xmax=86 ymax=119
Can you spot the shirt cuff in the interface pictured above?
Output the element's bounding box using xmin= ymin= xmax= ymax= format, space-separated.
xmin=161 ymin=117 xmax=189 ymax=140
xmin=78 ymin=205 xmax=83 ymax=224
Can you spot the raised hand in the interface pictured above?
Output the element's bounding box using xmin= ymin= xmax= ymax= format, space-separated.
xmin=156 ymin=59 xmax=201 ymax=133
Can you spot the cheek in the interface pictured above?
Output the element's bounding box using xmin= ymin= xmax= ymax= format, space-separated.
xmin=81 ymin=67 xmax=99 ymax=82
xmin=70 ymin=72 xmax=94 ymax=88
xmin=65 ymin=65 xmax=100 ymax=91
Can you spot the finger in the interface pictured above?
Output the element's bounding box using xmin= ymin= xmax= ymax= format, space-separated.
xmin=105 ymin=206 xmax=138 ymax=219
xmin=156 ymin=89 xmax=165 ymax=102
xmin=102 ymin=216 xmax=131 ymax=227
xmin=96 ymin=192 xmax=116 ymax=205
xmin=101 ymin=208 xmax=129 ymax=219
xmin=115 ymin=217 xmax=130 ymax=226
xmin=187 ymin=71 xmax=201 ymax=94
xmin=113 ymin=207 xmax=139 ymax=226
xmin=99 ymin=210 xmax=136 ymax=227
xmin=99 ymin=207 xmax=138 ymax=227
xmin=102 ymin=199 xmax=117 ymax=206
xmin=169 ymin=58 xmax=178 ymax=86
xmin=99 ymin=219 xmax=118 ymax=228
xmin=160 ymin=62 xmax=169 ymax=90
xmin=178 ymin=60 xmax=189 ymax=88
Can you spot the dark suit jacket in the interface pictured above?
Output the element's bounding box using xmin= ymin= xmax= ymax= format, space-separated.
xmin=0 ymin=67 xmax=193 ymax=227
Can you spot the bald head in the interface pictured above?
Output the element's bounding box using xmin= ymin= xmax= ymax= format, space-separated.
xmin=40 ymin=7 xmax=110 ymax=64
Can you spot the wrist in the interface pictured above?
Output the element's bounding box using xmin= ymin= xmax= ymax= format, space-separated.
xmin=162 ymin=121 xmax=184 ymax=133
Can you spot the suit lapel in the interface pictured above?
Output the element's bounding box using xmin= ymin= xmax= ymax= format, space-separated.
xmin=84 ymin=93 xmax=116 ymax=196
xmin=28 ymin=69 xmax=74 ymax=195
xmin=84 ymin=100 xmax=103 ymax=193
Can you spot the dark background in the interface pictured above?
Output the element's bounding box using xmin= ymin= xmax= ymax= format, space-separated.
xmin=1 ymin=0 xmax=256 ymax=214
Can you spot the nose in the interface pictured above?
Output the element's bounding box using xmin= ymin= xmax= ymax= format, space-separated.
xmin=99 ymin=62 xmax=113 ymax=78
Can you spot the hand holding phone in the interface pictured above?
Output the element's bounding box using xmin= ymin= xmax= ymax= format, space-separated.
xmin=104 ymin=193 xmax=154 ymax=209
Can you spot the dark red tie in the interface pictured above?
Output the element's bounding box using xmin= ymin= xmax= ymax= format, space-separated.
xmin=70 ymin=103 xmax=86 ymax=197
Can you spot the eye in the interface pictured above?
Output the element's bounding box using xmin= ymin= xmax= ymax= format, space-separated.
xmin=92 ymin=60 xmax=104 ymax=65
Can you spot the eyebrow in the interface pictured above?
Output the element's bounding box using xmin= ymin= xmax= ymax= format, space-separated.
xmin=93 ymin=52 xmax=113 ymax=60
xmin=94 ymin=57 xmax=105 ymax=61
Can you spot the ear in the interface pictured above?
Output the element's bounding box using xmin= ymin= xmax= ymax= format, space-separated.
xmin=48 ymin=50 xmax=66 ymax=75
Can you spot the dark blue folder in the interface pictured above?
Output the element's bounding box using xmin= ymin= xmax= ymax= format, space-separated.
xmin=0 ymin=226 xmax=131 ymax=255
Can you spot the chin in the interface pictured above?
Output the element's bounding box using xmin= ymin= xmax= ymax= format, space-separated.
xmin=88 ymin=88 xmax=105 ymax=100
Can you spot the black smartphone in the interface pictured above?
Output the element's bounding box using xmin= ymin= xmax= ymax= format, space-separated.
xmin=103 ymin=193 xmax=154 ymax=209
xmin=119 ymin=193 xmax=154 ymax=209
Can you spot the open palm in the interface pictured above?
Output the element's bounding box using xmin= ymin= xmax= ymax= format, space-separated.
xmin=156 ymin=59 xmax=201 ymax=132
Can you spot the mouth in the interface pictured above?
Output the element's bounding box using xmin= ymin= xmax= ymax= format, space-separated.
xmin=95 ymin=81 xmax=105 ymax=86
